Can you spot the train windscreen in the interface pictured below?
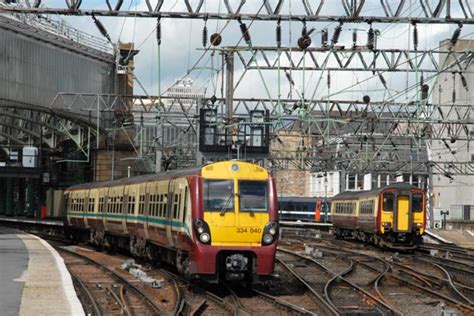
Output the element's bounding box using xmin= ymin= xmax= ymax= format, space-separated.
xmin=411 ymin=193 xmax=423 ymax=212
xmin=238 ymin=181 xmax=268 ymax=212
xmin=203 ymin=180 xmax=234 ymax=212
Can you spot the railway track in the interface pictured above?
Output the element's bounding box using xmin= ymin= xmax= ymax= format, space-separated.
xmin=58 ymin=246 xmax=167 ymax=315
xmin=59 ymin=242 xmax=309 ymax=315
xmin=295 ymin=239 xmax=474 ymax=314
xmin=277 ymin=247 xmax=398 ymax=315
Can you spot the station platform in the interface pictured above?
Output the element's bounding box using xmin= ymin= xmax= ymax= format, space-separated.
xmin=0 ymin=215 xmax=63 ymax=227
xmin=426 ymin=228 xmax=474 ymax=249
xmin=0 ymin=226 xmax=83 ymax=315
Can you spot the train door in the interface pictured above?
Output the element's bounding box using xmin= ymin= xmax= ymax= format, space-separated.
xmin=396 ymin=195 xmax=410 ymax=231
xmin=83 ymin=190 xmax=90 ymax=228
xmin=102 ymin=188 xmax=109 ymax=231
xmin=144 ymin=182 xmax=151 ymax=239
xmin=166 ymin=178 xmax=177 ymax=247
xmin=315 ymin=200 xmax=321 ymax=222
xmin=123 ymin=186 xmax=129 ymax=234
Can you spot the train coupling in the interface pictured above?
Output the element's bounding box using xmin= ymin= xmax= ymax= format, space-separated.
xmin=225 ymin=253 xmax=248 ymax=281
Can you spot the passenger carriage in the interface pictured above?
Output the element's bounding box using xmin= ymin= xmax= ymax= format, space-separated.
xmin=64 ymin=160 xmax=278 ymax=283
xmin=331 ymin=183 xmax=426 ymax=249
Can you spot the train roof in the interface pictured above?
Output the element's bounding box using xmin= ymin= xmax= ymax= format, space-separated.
xmin=278 ymin=196 xmax=330 ymax=203
xmin=332 ymin=182 xmax=421 ymax=200
xmin=66 ymin=160 xmax=265 ymax=191
xmin=66 ymin=165 xmax=202 ymax=191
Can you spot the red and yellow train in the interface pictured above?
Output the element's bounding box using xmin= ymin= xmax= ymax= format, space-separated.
xmin=331 ymin=183 xmax=426 ymax=249
xmin=65 ymin=161 xmax=278 ymax=283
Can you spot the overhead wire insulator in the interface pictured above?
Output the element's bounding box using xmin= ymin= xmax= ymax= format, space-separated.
xmin=301 ymin=19 xmax=307 ymax=37
xmin=276 ymin=19 xmax=282 ymax=48
xmin=352 ymin=29 xmax=357 ymax=48
xmin=378 ymin=73 xmax=387 ymax=86
xmin=202 ymin=25 xmax=208 ymax=47
xmin=156 ymin=17 xmax=161 ymax=46
xmin=452 ymin=73 xmax=456 ymax=103
xmin=413 ymin=23 xmax=418 ymax=51
xmin=367 ymin=27 xmax=375 ymax=50
xmin=460 ymin=73 xmax=469 ymax=91
xmin=332 ymin=24 xmax=342 ymax=46
xmin=92 ymin=15 xmax=111 ymax=43
xmin=450 ymin=24 xmax=462 ymax=47
xmin=238 ymin=18 xmax=252 ymax=46
xmin=321 ymin=29 xmax=328 ymax=47
xmin=421 ymin=84 xmax=429 ymax=101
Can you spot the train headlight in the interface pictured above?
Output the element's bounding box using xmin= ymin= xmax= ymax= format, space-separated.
xmin=193 ymin=219 xmax=211 ymax=245
xmin=262 ymin=221 xmax=279 ymax=245
xmin=263 ymin=234 xmax=273 ymax=244
xmin=415 ymin=223 xmax=423 ymax=228
xmin=199 ymin=233 xmax=210 ymax=243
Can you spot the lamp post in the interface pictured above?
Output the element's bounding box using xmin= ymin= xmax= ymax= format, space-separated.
xmin=440 ymin=210 xmax=449 ymax=230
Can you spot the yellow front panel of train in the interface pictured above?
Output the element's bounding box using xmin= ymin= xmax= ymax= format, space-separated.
xmin=202 ymin=161 xmax=269 ymax=246
xmin=397 ymin=195 xmax=410 ymax=231
xmin=205 ymin=212 xmax=268 ymax=246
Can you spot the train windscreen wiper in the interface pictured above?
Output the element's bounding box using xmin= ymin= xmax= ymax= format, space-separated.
xmin=220 ymin=192 xmax=234 ymax=216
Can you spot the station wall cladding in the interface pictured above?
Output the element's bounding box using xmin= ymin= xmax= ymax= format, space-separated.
xmin=0 ymin=16 xmax=115 ymax=106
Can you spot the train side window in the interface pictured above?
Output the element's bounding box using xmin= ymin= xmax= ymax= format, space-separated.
xmin=412 ymin=193 xmax=423 ymax=213
xmin=173 ymin=194 xmax=179 ymax=219
xmin=163 ymin=195 xmax=168 ymax=217
xmin=158 ymin=194 xmax=162 ymax=217
xmin=383 ymin=193 xmax=394 ymax=212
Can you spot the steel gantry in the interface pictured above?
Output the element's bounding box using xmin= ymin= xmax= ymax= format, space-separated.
xmin=0 ymin=0 xmax=472 ymax=179
xmin=1 ymin=0 xmax=473 ymax=24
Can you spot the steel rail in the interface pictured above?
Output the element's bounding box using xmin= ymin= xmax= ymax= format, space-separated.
xmin=419 ymin=244 xmax=474 ymax=258
xmin=106 ymin=286 xmax=130 ymax=316
xmin=276 ymin=257 xmax=339 ymax=316
xmin=428 ymin=261 xmax=474 ymax=306
xmin=164 ymin=269 xmax=235 ymax=314
xmin=189 ymin=299 xmax=207 ymax=316
xmin=160 ymin=269 xmax=186 ymax=315
xmin=322 ymin=258 xmax=356 ymax=313
xmin=57 ymin=246 xmax=165 ymax=315
xmin=69 ymin=270 xmax=103 ymax=316
xmin=278 ymin=248 xmax=400 ymax=315
xmin=418 ymin=253 xmax=474 ymax=270
xmin=252 ymin=289 xmax=316 ymax=315
xmin=117 ymin=285 xmax=132 ymax=316
xmin=313 ymin=243 xmax=474 ymax=312
xmin=220 ymin=282 xmax=249 ymax=315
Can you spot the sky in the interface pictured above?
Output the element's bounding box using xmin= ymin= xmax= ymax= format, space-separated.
xmin=25 ymin=1 xmax=474 ymax=105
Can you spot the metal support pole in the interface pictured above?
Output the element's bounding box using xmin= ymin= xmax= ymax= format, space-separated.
xmin=27 ymin=181 xmax=34 ymax=217
xmin=225 ymin=52 xmax=234 ymax=122
xmin=0 ymin=179 xmax=5 ymax=215
xmin=18 ymin=179 xmax=25 ymax=216
xmin=5 ymin=178 xmax=13 ymax=216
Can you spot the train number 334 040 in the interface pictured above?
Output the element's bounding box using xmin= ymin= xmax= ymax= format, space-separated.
xmin=236 ymin=227 xmax=262 ymax=234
